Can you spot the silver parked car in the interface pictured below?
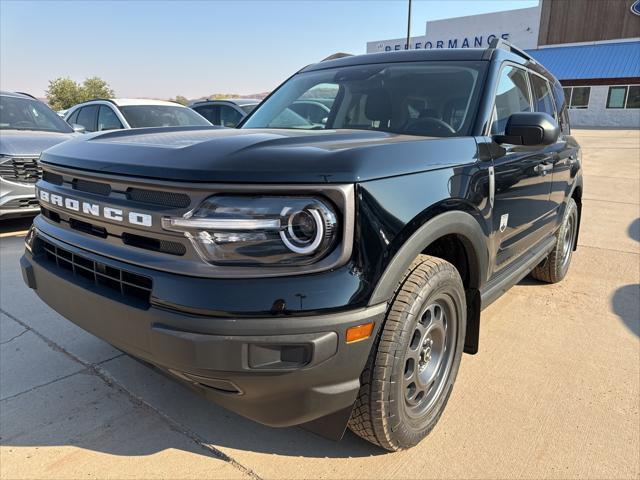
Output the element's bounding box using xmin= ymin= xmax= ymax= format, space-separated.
xmin=64 ymin=98 xmax=212 ymax=132
xmin=0 ymin=92 xmax=76 ymax=219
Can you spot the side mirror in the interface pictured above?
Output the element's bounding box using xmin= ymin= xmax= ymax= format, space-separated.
xmin=494 ymin=112 xmax=559 ymax=146
xmin=72 ymin=123 xmax=86 ymax=134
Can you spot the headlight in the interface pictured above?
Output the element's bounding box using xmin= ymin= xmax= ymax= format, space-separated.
xmin=162 ymin=195 xmax=339 ymax=266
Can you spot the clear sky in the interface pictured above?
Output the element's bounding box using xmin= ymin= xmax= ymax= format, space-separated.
xmin=1 ymin=0 xmax=538 ymax=99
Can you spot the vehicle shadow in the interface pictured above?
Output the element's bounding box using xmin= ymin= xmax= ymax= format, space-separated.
xmin=0 ymin=350 xmax=388 ymax=460
xmin=611 ymin=284 xmax=640 ymax=337
xmin=628 ymin=218 xmax=639 ymax=242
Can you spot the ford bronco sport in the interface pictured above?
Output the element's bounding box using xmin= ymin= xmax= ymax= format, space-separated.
xmin=21 ymin=40 xmax=582 ymax=451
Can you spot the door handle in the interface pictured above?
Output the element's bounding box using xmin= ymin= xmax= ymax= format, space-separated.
xmin=534 ymin=163 xmax=553 ymax=176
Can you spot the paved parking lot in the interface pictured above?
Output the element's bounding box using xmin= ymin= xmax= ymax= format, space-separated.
xmin=1 ymin=129 xmax=638 ymax=479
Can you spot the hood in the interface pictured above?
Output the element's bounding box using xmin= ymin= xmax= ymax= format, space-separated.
xmin=0 ymin=130 xmax=76 ymax=156
xmin=40 ymin=126 xmax=479 ymax=183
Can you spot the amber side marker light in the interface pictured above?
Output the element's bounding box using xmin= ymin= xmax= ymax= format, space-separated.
xmin=346 ymin=322 xmax=375 ymax=344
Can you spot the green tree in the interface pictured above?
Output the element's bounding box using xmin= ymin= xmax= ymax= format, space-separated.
xmin=80 ymin=76 xmax=114 ymax=102
xmin=45 ymin=77 xmax=82 ymax=110
xmin=170 ymin=95 xmax=189 ymax=105
xmin=45 ymin=76 xmax=115 ymax=110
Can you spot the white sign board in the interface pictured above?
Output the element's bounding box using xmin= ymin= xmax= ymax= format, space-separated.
xmin=367 ymin=6 xmax=541 ymax=53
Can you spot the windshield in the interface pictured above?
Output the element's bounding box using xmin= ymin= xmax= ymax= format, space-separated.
xmin=243 ymin=61 xmax=487 ymax=137
xmin=119 ymin=105 xmax=212 ymax=128
xmin=0 ymin=95 xmax=73 ymax=133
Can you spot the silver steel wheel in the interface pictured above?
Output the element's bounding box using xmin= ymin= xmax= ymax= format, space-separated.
xmin=403 ymin=297 xmax=456 ymax=418
xmin=561 ymin=213 xmax=576 ymax=269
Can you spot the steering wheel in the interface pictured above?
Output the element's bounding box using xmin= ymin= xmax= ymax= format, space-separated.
xmin=404 ymin=117 xmax=456 ymax=137
xmin=13 ymin=121 xmax=32 ymax=128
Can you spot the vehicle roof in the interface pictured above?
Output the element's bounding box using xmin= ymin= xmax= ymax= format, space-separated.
xmin=111 ymin=98 xmax=185 ymax=107
xmin=299 ymin=46 xmax=558 ymax=84
xmin=68 ymin=98 xmax=185 ymax=109
xmin=191 ymin=98 xmax=261 ymax=106
xmin=0 ymin=91 xmax=39 ymax=100
xmin=301 ymin=48 xmax=488 ymax=72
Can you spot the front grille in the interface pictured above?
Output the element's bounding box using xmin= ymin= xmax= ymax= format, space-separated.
xmin=127 ymin=188 xmax=191 ymax=208
xmin=73 ymin=178 xmax=112 ymax=196
xmin=0 ymin=157 xmax=41 ymax=183
xmin=122 ymin=232 xmax=186 ymax=256
xmin=2 ymin=198 xmax=40 ymax=209
xmin=37 ymin=237 xmax=152 ymax=306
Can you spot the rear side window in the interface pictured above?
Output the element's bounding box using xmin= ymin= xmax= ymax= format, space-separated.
xmin=98 ymin=106 xmax=123 ymax=131
xmin=193 ymin=105 xmax=218 ymax=124
xmin=219 ymin=105 xmax=243 ymax=127
xmin=75 ymin=105 xmax=98 ymax=132
xmin=490 ymin=65 xmax=531 ymax=135
xmin=530 ymin=74 xmax=556 ymax=120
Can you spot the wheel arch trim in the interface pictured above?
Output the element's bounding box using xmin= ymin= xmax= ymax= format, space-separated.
xmin=368 ymin=210 xmax=489 ymax=306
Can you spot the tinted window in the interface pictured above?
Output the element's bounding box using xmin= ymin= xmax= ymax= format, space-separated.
xmin=490 ymin=65 xmax=531 ymax=135
xmin=531 ymin=74 xmax=556 ymax=119
xmin=244 ymin=61 xmax=487 ymax=137
xmin=0 ymin=95 xmax=73 ymax=133
xmin=76 ymin=105 xmax=98 ymax=132
xmin=98 ymin=106 xmax=123 ymax=131
xmin=219 ymin=105 xmax=243 ymax=127
xmin=119 ymin=105 xmax=211 ymax=128
xmin=290 ymin=101 xmax=331 ymax=124
xmin=569 ymin=87 xmax=590 ymax=109
xmin=240 ymin=104 xmax=257 ymax=114
xmin=66 ymin=109 xmax=79 ymax=125
xmin=193 ymin=105 xmax=218 ymax=124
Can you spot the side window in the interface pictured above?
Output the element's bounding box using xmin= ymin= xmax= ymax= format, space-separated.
xmin=98 ymin=106 xmax=123 ymax=131
xmin=530 ymin=74 xmax=556 ymax=120
xmin=75 ymin=105 xmax=98 ymax=132
xmin=193 ymin=105 xmax=218 ymax=124
xmin=66 ymin=109 xmax=79 ymax=125
xmin=490 ymin=65 xmax=531 ymax=135
xmin=219 ymin=105 xmax=243 ymax=127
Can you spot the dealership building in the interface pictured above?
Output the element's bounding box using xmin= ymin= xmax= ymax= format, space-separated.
xmin=367 ymin=0 xmax=640 ymax=128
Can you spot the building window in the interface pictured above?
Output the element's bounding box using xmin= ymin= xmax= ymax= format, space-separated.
xmin=628 ymin=86 xmax=640 ymax=109
xmin=565 ymin=87 xmax=590 ymax=109
xmin=607 ymin=87 xmax=627 ymax=108
xmin=607 ymin=85 xmax=640 ymax=109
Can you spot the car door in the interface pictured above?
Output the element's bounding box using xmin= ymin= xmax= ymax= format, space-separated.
xmin=489 ymin=64 xmax=556 ymax=271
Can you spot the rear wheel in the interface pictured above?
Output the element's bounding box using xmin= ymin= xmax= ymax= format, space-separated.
xmin=531 ymin=198 xmax=578 ymax=283
xmin=348 ymin=255 xmax=466 ymax=451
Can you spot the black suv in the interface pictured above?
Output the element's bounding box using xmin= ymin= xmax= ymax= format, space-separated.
xmin=21 ymin=40 xmax=582 ymax=451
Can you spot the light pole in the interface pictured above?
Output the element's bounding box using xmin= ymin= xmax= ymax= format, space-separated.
xmin=406 ymin=0 xmax=412 ymax=50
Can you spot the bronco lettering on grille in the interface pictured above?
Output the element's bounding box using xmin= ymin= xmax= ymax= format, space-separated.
xmin=37 ymin=188 xmax=153 ymax=227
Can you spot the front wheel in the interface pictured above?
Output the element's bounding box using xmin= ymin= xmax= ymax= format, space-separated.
xmin=531 ymin=198 xmax=578 ymax=283
xmin=348 ymin=255 xmax=466 ymax=451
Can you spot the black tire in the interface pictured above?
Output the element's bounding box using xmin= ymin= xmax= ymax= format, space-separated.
xmin=531 ymin=198 xmax=578 ymax=283
xmin=348 ymin=255 xmax=466 ymax=451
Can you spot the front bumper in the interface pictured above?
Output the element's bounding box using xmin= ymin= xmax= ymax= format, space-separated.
xmin=21 ymin=227 xmax=386 ymax=430
xmin=0 ymin=178 xmax=39 ymax=218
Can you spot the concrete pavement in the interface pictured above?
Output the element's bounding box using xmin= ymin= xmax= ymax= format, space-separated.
xmin=1 ymin=129 xmax=638 ymax=479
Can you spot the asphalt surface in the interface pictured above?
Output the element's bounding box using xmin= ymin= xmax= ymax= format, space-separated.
xmin=1 ymin=129 xmax=638 ymax=479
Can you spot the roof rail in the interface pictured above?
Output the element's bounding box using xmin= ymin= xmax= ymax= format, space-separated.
xmin=483 ymin=38 xmax=536 ymax=63
xmin=14 ymin=91 xmax=38 ymax=100
xmin=321 ymin=52 xmax=353 ymax=62
xmin=85 ymin=97 xmax=117 ymax=105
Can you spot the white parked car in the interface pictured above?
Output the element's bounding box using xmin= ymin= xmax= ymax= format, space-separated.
xmin=64 ymin=98 xmax=211 ymax=132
